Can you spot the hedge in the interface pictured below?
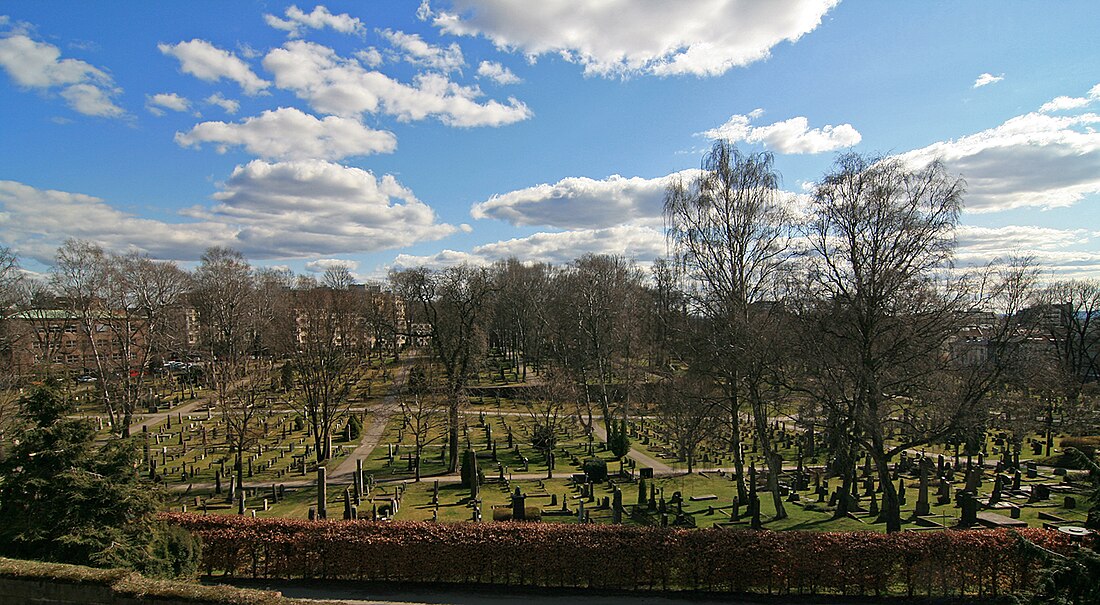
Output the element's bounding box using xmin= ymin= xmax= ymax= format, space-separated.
xmin=162 ymin=513 xmax=1074 ymax=597
xmin=0 ymin=556 xmax=326 ymax=605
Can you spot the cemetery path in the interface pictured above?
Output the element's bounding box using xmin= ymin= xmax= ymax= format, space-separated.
xmin=329 ymin=364 xmax=410 ymax=483
xmin=129 ymin=395 xmax=212 ymax=433
xmin=590 ymin=420 xmax=675 ymax=475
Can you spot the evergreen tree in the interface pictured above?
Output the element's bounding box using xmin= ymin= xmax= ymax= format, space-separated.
xmin=0 ymin=387 xmax=198 ymax=576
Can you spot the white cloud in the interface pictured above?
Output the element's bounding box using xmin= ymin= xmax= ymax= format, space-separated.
xmin=425 ymin=0 xmax=837 ymax=77
xmin=175 ymin=107 xmax=396 ymax=160
xmin=472 ymin=171 xmax=700 ymax=229
xmin=159 ymin=39 xmax=270 ymax=95
xmin=973 ymin=72 xmax=1004 ymax=88
xmin=1038 ymin=84 xmax=1099 ymax=113
xmin=380 ymin=29 xmax=464 ymax=72
xmin=1039 ymin=96 xmax=1090 ymax=113
xmin=356 ymin=47 xmax=384 ymax=67
xmin=204 ymin=92 xmax=239 ymax=114
xmin=305 ymin=258 xmax=360 ymax=273
xmin=703 ymin=112 xmax=861 ymax=154
xmin=477 ymin=60 xmax=520 ymax=84
xmin=262 ymin=40 xmax=531 ymax=126
xmin=897 ymin=111 xmax=1100 ymax=212
xmin=954 ymin=225 xmax=1100 ymax=278
xmin=265 ymin=5 xmax=365 ymax=38
xmin=0 ymin=33 xmax=125 ymax=117
xmin=0 ymin=162 xmax=455 ymax=261
xmin=0 ymin=180 xmax=233 ymax=262
xmin=188 ymin=160 xmax=456 ymax=257
xmin=394 ymin=224 xmax=666 ymax=269
xmin=146 ymin=92 xmax=192 ymax=116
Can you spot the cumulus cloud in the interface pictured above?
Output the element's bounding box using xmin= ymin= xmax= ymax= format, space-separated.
xmin=305 ymin=258 xmax=360 ymax=273
xmin=703 ymin=111 xmax=861 ymax=154
xmin=146 ymin=92 xmax=192 ymax=116
xmin=1038 ymin=83 xmax=1100 ymax=113
xmin=380 ymin=29 xmax=464 ymax=72
xmin=186 ymin=159 xmax=456 ymax=257
xmin=477 ymin=60 xmax=520 ymax=84
xmin=0 ymin=162 xmax=455 ymax=261
xmin=973 ymin=72 xmax=1003 ymax=88
xmin=265 ymin=5 xmax=364 ymax=38
xmin=262 ymin=40 xmax=530 ymax=126
xmin=897 ymin=111 xmax=1100 ymax=212
xmin=954 ymin=225 xmax=1100 ymax=278
xmin=159 ymin=39 xmax=270 ymax=95
xmin=175 ymin=107 xmax=396 ymax=160
xmin=0 ymin=33 xmax=125 ymax=117
xmin=356 ymin=47 xmax=384 ymax=67
xmin=423 ymin=0 xmax=837 ymax=77
xmin=394 ymin=224 xmax=666 ymax=269
xmin=472 ymin=172 xmax=700 ymax=229
xmin=0 ymin=180 xmax=233 ymax=262
xmin=204 ymin=92 xmax=239 ymax=114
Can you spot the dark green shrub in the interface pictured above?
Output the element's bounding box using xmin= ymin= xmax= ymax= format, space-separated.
xmin=583 ymin=458 xmax=608 ymax=483
xmin=347 ymin=416 xmax=363 ymax=441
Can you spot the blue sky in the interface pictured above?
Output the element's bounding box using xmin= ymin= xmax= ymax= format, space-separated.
xmin=2 ymin=1 xmax=1099 ymax=280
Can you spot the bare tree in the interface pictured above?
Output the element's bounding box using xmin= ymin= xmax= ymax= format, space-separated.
xmin=50 ymin=240 xmax=117 ymax=422
xmin=663 ymin=142 xmax=797 ymax=515
xmin=794 ymin=154 xmax=1033 ymax=532
xmin=190 ymin=247 xmax=259 ymax=496
xmin=391 ymin=265 xmax=494 ymax=473
xmin=0 ymin=247 xmax=25 ymax=449
xmin=549 ymin=254 xmax=645 ymax=437
xmin=522 ymin=366 xmax=575 ymax=479
xmin=399 ymin=364 xmax=448 ymax=481
xmin=654 ymin=373 xmax=720 ymax=473
xmin=1041 ymin=279 xmax=1100 ymax=405
xmin=289 ymin=277 xmax=360 ymax=463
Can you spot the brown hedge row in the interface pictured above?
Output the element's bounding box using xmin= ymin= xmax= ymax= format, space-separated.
xmin=162 ymin=514 xmax=1074 ymax=597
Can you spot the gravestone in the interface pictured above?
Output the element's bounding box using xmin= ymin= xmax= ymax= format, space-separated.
xmin=915 ymin=458 xmax=931 ymax=517
xmin=959 ymin=491 xmax=978 ymax=528
xmin=511 ymin=487 xmax=526 ymax=521
xmin=317 ymin=466 xmax=328 ymax=520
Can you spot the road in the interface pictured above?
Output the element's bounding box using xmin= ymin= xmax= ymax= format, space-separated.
xmin=216 ymin=580 xmax=797 ymax=605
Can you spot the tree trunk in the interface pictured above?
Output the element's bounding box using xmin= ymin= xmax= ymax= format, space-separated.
xmin=872 ymin=448 xmax=901 ymax=532
xmin=448 ymin=399 xmax=460 ymax=473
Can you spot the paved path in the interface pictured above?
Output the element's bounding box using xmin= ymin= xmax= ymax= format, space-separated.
xmin=128 ymin=393 xmax=213 ymax=433
xmin=330 ymin=364 xmax=409 ymax=483
xmin=216 ymin=579 xmax=823 ymax=605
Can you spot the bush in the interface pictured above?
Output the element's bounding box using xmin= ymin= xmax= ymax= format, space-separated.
xmin=583 ymin=458 xmax=608 ymax=483
xmin=492 ymin=507 xmax=544 ymax=522
xmin=347 ymin=416 xmax=363 ymax=441
xmin=142 ymin=524 xmax=201 ymax=579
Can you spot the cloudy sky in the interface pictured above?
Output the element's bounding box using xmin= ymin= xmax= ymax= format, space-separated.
xmin=2 ymin=1 xmax=1099 ymax=280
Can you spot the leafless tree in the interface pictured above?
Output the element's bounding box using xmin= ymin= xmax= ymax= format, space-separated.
xmin=522 ymin=366 xmax=575 ymax=479
xmin=50 ymin=240 xmax=118 ymax=421
xmin=391 ymin=265 xmax=494 ymax=473
xmin=399 ymin=363 xmax=448 ymax=481
xmin=654 ymin=372 xmax=720 ymax=473
xmin=289 ymin=277 xmax=360 ymax=463
xmin=794 ymin=154 xmax=1034 ymax=532
xmin=491 ymin=259 xmax=553 ymax=381
xmin=549 ymin=254 xmax=645 ymax=437
xmin=0 ymin=246 xmax=25 ymax=449
xmin=1041 ymin=279 xmax=1100 ymax=407
xmin=663 ymin=142 xmax=797 ymax=515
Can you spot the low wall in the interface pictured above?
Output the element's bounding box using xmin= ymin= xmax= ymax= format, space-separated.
xmin=0 ymin=557 xmax=329 ymax=605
